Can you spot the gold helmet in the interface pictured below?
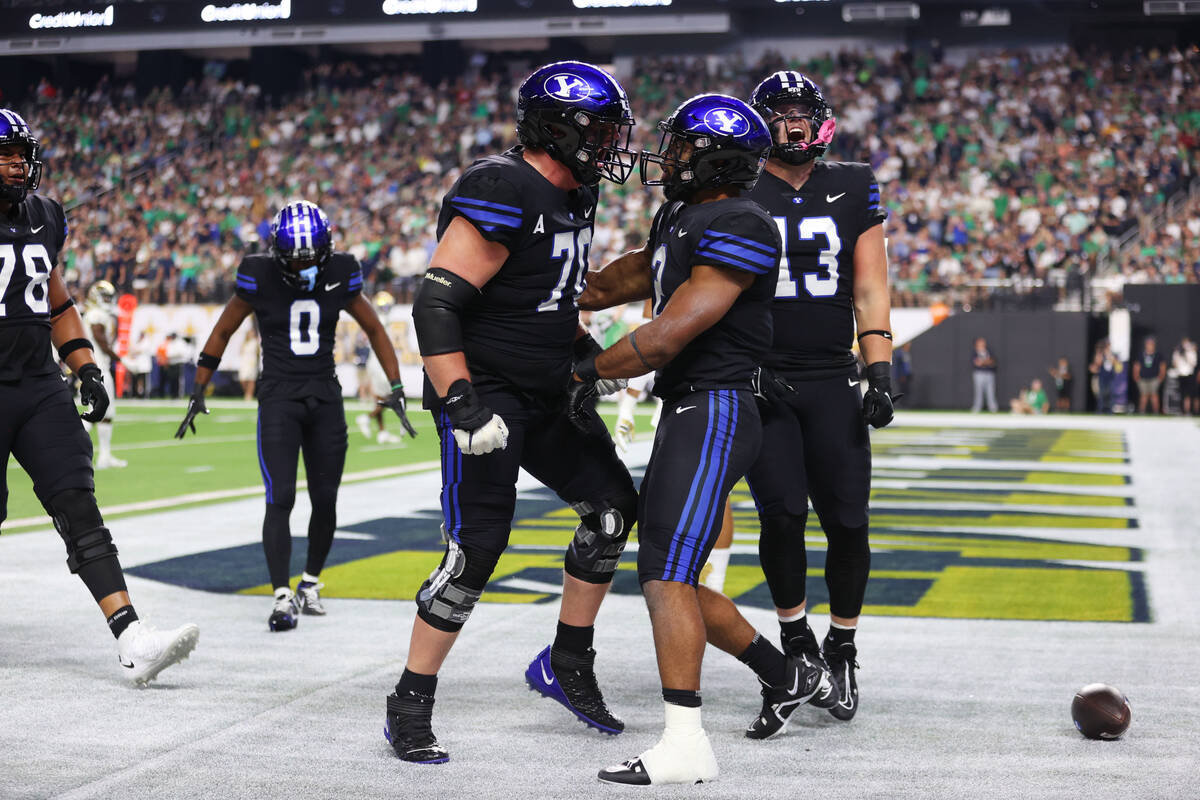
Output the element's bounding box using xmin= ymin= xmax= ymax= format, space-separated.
xmin=86 ymin=280 xmax=116 ymax=309
xmin=373 ymin=291 xmax=395 ymax=311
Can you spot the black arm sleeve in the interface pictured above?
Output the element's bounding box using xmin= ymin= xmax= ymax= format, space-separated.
xmin=412 ymin=268 xmax=482 ymax=357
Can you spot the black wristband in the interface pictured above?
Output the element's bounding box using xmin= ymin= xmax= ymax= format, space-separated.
xmin=50 ymin=298 xmax=75 ymax=317
xmin=390 ymin=379 xmax=405 ymax=392
xmin=857 ymin=329 xmax=893 ymax=342
xmin=57 ymin=338 xmax=93 ymax=361
xmin=197 ymin=352 xmax=221 ymax=370
xmin=575 ymin=355 xmax=600 ymax=384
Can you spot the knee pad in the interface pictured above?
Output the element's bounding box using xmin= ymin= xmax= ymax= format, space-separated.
xmin=564 ymin=492 xmax=637 ymax=584
xmin=45 ymin=489 xmax=118 ymax=574
xmin=757 ymin=512 xmax=810 ymax=610
xmin=416 ymin=528 xmax=497 ymax=632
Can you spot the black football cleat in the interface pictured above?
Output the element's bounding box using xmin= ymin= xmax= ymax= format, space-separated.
xmin=745 ymin=654 xmax=832 ymax=739
xmin=598 ymin=757 xmax=653 ymax=786
xmin=526 ymin=645 xmax=624 ymax=734
xmin=384 ymin=691 xmax=449 ymax=764
xmin=823 ymin=638 xmax=859 ymax=721
xmin=782 ymin=626 xmax=837 ymax=709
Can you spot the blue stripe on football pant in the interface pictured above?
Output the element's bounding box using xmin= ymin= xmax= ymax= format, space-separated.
xmin=696 ymin=238 xmax=777 ymax=269
xmin=439 ymin=410 xmax=463 ymax=542
xmin=694 ymin=247 xmax=772 ymax=275
xmin=256 ymin=407 xmax=273 ymax=504
xmin=701 ymin=229 xmax=777 ymax=258
xmin=675 ymin=391 xmax=737 ymax=580
xmin=668 ymin=391 xmax=727 ymax=580
xmin=689 ymin=391 xmax=738 ymax=576
xmin=451 ymin=195 xmax=523 ymax=215
xmin=662 ymin=393 xmax=721 ymax=581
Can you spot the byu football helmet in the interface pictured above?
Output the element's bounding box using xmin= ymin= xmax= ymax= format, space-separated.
xmin=0 ymin=109 xmax=43 ymax=204
xmin=640 ymin=94 xmax=771 ymax=201
xmin=516 ymin=61 xmax=636 ymax=186
xmin=270 ymin=201 xmax=333 ymax=292
xmin=750 ymin=71 xmax=836 ymax=165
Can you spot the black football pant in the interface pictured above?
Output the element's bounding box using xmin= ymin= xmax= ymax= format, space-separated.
xmin=745 ymin=373 xmax=871 ymax=619
xmin=0 ymin=374 xmax=126 ymax=600
xmin=425 ymin=385 xmax=636 ymax=630
xmin=637 ymin=389 xmax=762 ymax=586
xmin=257 ymin=394 xmax=348 ymax=590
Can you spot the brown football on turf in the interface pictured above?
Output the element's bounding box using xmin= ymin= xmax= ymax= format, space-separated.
xmin=1071 ymin=683 xmax=1131 ymax=740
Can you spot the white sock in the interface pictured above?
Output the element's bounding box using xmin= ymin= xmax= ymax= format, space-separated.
xmin=301 ymin=572 xmax=320 ymax=585
xmin=830 ymin=621 xmax=857 ymax=631
xmin=98 ymin=421 xmax=113 ymax=459
xmin=778 ymin=609 xmax=807 ymax=623
xmin=702 ymin=548 xmax=730 ymax=593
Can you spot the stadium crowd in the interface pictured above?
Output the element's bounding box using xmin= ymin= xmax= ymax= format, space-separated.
xmin=19 ymin=45 xmax=1200 ymax=312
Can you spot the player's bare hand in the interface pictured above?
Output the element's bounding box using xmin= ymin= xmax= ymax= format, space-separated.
xmin=77 ymin=363 xmax=110 ymax=423
xmin=380 ymin=381 xmax=417 ymax=438
xmin=443 ymin=379 xmax=508 ymax=455
xmin=175 ymin=383 xmax=209 ymax=439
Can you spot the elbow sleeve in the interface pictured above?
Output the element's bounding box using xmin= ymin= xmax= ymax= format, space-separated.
xmin=412 ymin=268 xmax=481 ymax=357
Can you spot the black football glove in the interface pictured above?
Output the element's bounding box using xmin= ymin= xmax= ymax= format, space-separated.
xmin=77 ymin=363 xmax=110 ymax=423
xmin=443 ymin=379 xmax=508 ymax=455
xmin=862 ymin=361 xmax=900 ymax=429
xmin=379 ymin=381 xmax=417 ymax=438
xmin=574 ymin=333 xmax=627 ymax=396
xmin=564 ymin=375 xmax=601 ymax=433
xmin=751 ymin=366 xmax=796 ymax=410
xmin=174 ymin=383 xmax=209 ymax=439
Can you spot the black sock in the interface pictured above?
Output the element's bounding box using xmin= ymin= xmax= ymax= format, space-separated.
xmin=552 ymin=621 xmax=594 ymax=656
xmin=827 ymin=625 xmax=857 ymax=647
xmin=780 ymin=617 xmax=814 ymax=647
xmin=662 ymin=688 xmax=701 ymax=708
xmin=396 ymin=667 xmax=438 ymax=698
xmin=106 ymin=605 xmax=138 ymax=640
xmin=737 ymin=633 xmax=788 ymax=686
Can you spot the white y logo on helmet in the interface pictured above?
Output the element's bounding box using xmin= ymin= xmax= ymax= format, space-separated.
xmin=703 ymin=107 xmax=749 ymax=136
xmin=544 ymin=74 xmax=594 ymax=101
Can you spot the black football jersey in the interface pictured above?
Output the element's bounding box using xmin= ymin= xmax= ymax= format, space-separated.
xmin=748 ymin=161 xmax=887 ymax=379
xmin=645 ymin=197 xmax=781 ymax=401
xmin=0 ymin=194 xmax=68 ymax=380
xmin=234 ymin=252 xmax=362 ymax=382
xmin=434 ymin=146 xmax=598 ymax=398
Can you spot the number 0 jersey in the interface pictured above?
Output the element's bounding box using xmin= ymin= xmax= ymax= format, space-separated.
xmin=747 ymin=161 xmax=886 ymax=379
xmin=431 ymin=145 xmax=597 ymax=402
xmin=646 ymin=197 xmax=781 ymax=401
xmin=0 ymin=194 xmax=67 ymax=380
xmin=234 ymin=252 xmax=363 ymax=382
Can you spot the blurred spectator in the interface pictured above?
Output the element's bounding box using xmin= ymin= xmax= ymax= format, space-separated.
xmin=1090 ymin=339 xmax=1122 ymax=414
xmin=1172 ymin=336 xmax=1197 ymax=415
xmin=1010 ymin=378 xmax=1050 ymax=414
xmin=970 ymin=336 xmax=998 ymax=412
xmin=893 ymin=342 xmax=912 ymax=399
xmin=239 ymin=329 xmax=260 ymax=401
xmin=1048 ymin=356 xmax=1074 ymax=412
xmin=1133 ymin=336 xmax=1166 ymax=414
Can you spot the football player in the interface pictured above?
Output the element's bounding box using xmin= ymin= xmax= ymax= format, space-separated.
xmin=0 ymin=108 xmax=198 ymax=685
xmin=176 ymin=200 xmax=415 ymax=630
xmin=572 ymin=93 xmax=831 ymax=786
xmin=385 ymin=61 xmax=639 ymax=765
xmin=743 ymin=71 xmax=897 ymax=722
xmin=356 ymin=290 xmax=409 ymax=445
xmin=83 ymin=280 xmax=126 ymax=469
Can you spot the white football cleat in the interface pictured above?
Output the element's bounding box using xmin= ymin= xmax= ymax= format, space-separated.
xmin=356 ymin=414 xmax=373 ymax=440
xmin=376 ymin=430 xmax=403 ymax=445
xmin=95 ymin=453 xmax=128 ymax=469
xmin=117 ymin=620 xmax=199 ymax=687
xmin=614 ymin=418 xmax=634 ymax=453
xmin=599 ymin=723 xmax=718 ymax=785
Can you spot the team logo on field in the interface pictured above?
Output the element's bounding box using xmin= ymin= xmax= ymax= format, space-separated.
xmin=702 ymin=107 xmax=750 ymax=136
xmin=544 ymin=74 xmax=595 ymax=102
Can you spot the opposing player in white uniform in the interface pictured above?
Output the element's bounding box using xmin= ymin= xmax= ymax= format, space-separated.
xmin=84 ymin=281 xmax=126 ymax=469
xmin=356 ymin=291 xmax=414 ymax=444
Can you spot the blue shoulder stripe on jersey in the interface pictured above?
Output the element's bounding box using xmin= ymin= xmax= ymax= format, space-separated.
xmin=701 ymin=229 xmax=776 ymax=257
xmin=452 ymin=195 xmax=522 ymax=215
xmin=696 ymin=235 xmax=778 ymax=270
xmin=236 ymin=272 xmax=257 ymax=283
xmin=450 ymin=200 xmax=522 ymax=230
xmin=236 ymin=277 xmax=258 ymax=290
xmin=868 ymin=192 xmax=881 ymax=201
xmin=694 ymin=246 xmax=773 ymax=275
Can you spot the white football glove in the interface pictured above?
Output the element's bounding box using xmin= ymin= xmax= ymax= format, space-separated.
xmin=595 ymin=377 xmax=628 ymax=396
xmin=452 ymin=413 xmax=509 ymax=455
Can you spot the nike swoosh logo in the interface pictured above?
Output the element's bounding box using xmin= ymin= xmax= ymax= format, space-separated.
xmin=849 ymin=378 xmax=860 ymax=387
xmin=324 ymin=282 xmax=341 ymax=291
xmin=788 ymin=670 xmax=800 ymax=695
xmin=31 ymin=225 xmax=44 ymax=234
xmin=540 ymin=662 xmax=555 ymax=686
xmin=584 ymin=206 xmax=593 ymax=217
xmin=676 ymin=227 xmax=688 ymax=238
xmin=675 ymin=405 xmax=696 ymax=414
xmin=119 ymin=657 xmax=135 ymax=669
xmin=826 ymin=193 xmax=846 ymax=203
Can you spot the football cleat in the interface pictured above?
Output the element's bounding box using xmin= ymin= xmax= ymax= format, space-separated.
xmin=268 ymin=590 xmax=299 ymax=632
xmin=95 ymin=453 xmax=128 ymax=469
xmin=781 ymin=625 xmax=837 ymax=709
xmin=356 ymin=413 xmax=373 ymax=440
xmin=296 ymin=580 xmax=326 ymax=616
xmin=117 ymin=620 xmax=199 ymax=687
xmin=823 ymin=637 xmax=859 ymax=721
xmin=599 ymin=728 xmax=718 ymax=786
xmin=526 ymin=645 xmax=624 ymax=734
xmin=745 ymin=654 xmax=833 ymax=739
xmin=385 ymin=691 xmax=449 ymax=764
xmin=376 ymin=430 xmax=403 ymax=445
xmin=614 ymin=418 xmax=634 ymax=452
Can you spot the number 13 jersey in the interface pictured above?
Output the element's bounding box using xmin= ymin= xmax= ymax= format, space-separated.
xmin=747 ymin=161 xmax=886 ymax=379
